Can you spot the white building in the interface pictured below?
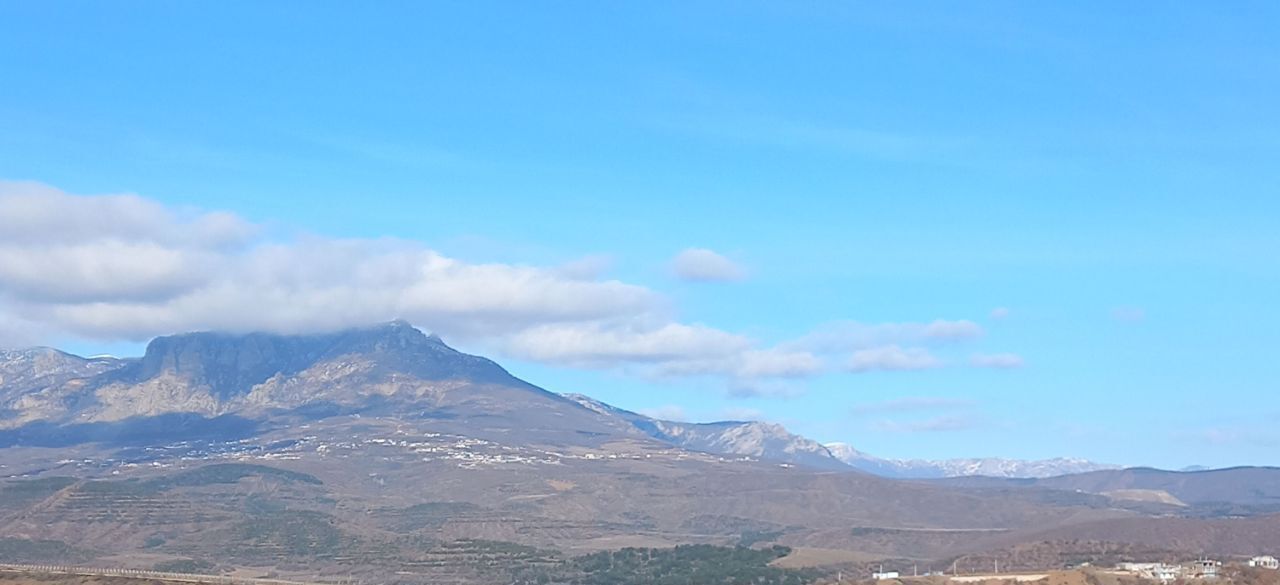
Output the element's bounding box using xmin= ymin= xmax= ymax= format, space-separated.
xmin=1118 ymin=562 xmax=1184 ymax=582
xmin=1190 ymin=559 xmax=1220 ymax=579
xmin=872 ymin=571 xmax=900 ymax=580
xmin=1249 ymin=556 xmax=1279 ymax=570
xmin=1153 ymin=565 xmax=1184 ymax=582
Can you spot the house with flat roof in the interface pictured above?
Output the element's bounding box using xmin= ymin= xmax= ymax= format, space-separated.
xmin=1249 ymin=556 xmax=1278 ymax=570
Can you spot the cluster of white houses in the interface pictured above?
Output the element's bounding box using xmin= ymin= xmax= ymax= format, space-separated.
xmin=867 ymin=556 xmax=1280 ymax=582
xmin=1116 ymin=557 xmax=1279 ymax=582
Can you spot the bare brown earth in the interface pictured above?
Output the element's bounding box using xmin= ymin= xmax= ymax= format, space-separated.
xmin=2 ymin=435 xmax=1277 ymax=583
xmin=0 ymin=576 xmax=155 ymax=585
xmin=0 ymin=573 xmax=200 ymax=585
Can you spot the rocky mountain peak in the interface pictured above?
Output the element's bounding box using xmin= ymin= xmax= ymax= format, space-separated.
xmin=0 ymin=347 xmax=125 ymax=400
xmin=110 ymin=321 xmax=514 ymax=400
xmin=823 ymin=441 xmax=1119 ymax=478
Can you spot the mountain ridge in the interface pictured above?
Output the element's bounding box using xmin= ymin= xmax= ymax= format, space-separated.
xmin=563 ymin=393 xmax=848 ymax=470
xmin=0 ymin=323 xmax=1213 ymax=477
xmin=825 ymin=442 xmax=1122 ymax=479
xmin=1 ymin=322 xmax=1279 ymax=582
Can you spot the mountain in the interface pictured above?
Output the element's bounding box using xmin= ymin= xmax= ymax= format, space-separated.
xmin=0 ymin=326 xmax=1117 ymax=476
xmin=0 ymin=321 xmax=639 ymax=446
xmin=938 ymin=466 xmax=1280 ymax=514
xmin=825 ymin=441 xmax=1120 ymax=479
xmin=0 ymin=347 xmax=124 ymax=401
xmin=0 ymin=323 xmax=1276 ymax=583
xmin=564 ymin=394 xmax=848 ymax=470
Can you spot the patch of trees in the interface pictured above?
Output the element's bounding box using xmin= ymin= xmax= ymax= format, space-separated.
xmin=518 ymin=544 xmax=815 ymax=585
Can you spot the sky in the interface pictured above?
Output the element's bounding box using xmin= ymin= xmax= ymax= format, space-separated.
xmin=1 ymin=1 xmax=1278 ymax=469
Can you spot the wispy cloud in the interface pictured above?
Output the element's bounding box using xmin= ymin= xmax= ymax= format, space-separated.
xmin=871 ymin=415 xmax=980 ymax=433
xmin=670 ymin=248 xmax=746 ymax=282
xmin=847 ymin=345 xmax=942 ymax=372
xmin=554 ymin=254 xmax=615 ymax=280
xmin=725 ymin=379 xmax=806 ymax=399
xmin=854 ymin=395 xmax=982 ymax=434
xmin=0 ymin=181 xmax=1025 ymax=397
xmin=0 ymin=182 xmax=799 ymax=394
xmin=989 ymin=307 xmax=1011 ymax=320
xmin=851 ymin=396 xmax=976 ymax=415
xmin=791 ymin=320 xmax=984 ymax=353
xmin=970 ymin=352 xmax=1025 ymax=369
xmin=1176 ymin=427 xmax=1279 ymax=448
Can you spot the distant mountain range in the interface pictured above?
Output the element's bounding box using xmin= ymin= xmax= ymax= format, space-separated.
xmin=564 ymin=393 xmax=848 ymax=471
xmin=558 ymin=396 xmax=1120 ymax=478
xmin=824 ymin=442 xmax=1122 ymax=478
xmin=1 ymin=322 xmax=1278 ymax=582
xmin=0 ymin=322 xmax=1115 ymax=478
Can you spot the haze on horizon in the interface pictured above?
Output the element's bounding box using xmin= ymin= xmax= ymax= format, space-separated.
xmin=1 ymin=2 xmax=1277 ymax=470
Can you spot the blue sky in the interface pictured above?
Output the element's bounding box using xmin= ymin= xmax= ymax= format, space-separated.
xmin=1 ymin=1 xmax=1278 ymax=469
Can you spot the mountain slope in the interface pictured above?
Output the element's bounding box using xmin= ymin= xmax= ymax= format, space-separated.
xmin=938 ymin=466 xmax=1280 ymax=513
xmin=0 ymin=322 xmax=637 ymax=446
xmin=565 ymin=394 xmax=848 ymax=470
xmin=0 ymin=348 xmax=125 ymax=398
xmin=0 ymin=326 xmax=1124 ymax=475
xmin=0 ymin=322 xmax=1275 ymax=582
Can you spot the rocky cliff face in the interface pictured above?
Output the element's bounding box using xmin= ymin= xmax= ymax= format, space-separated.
xmin=0 ymin=347 xmax=124 ymax=396
xmin=0 ymin=348 xmax=126 ymax=427
xmin=0 ymin=322 xmax=626 ymax=445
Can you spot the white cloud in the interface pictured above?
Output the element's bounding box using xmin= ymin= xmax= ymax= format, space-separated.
xmin=871 ymin=415 xmax=978 ymax=433
xmin=670 ymin=248 xmax=746 ymax=282
xmin=726 ymin=379 xmax=805 ymax=399
xmin=0 ymin=182 xmax=834 ymax=393
xmin=14 ymin=238 xmax=660 ymax=343
xmin=734 ymin=349 xmax=823 ymax=378
xmin=502 ymin=321 xmax=750 ymax=367
xmin=847 ymin=345 xmax=942 ymax=372
xmin=990 ymin=307 xmax=1011 ymax=320
xmin=0 ymin=181 xmax=251 ymax=304
xmin=791 ymin=319 xmax=983 ymax=353
xmin=0 ymin=182 xmax=1024 ymax=393
xmin=0 ymin=306 xmax=44 ymax=348
xmin=503 ymin=321 xmax=823 ymax=390
xmin=554 ymin=254 xmax=614 ymax=280
xmin=0 ymin=180 xmax=253 ymax=248
xmin=786 ymin=319 xmax=988 ymax=376
xmin=969 ymin=352 xmax=1024 ymax=369
xmin=0 ymin=183 xmax=656 ymax=344
xmin=653 ymin=347 xmax=823 ymax=379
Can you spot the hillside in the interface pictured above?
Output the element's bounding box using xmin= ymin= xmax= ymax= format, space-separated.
xmin=0 ymin=323 xmax=1276 ymax=583
xmin=937 ymin=467 xmax=1280 ymax=515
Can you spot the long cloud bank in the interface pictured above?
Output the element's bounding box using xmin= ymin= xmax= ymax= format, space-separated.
xmin=0 ymin=181 xmax=1017 ymax=391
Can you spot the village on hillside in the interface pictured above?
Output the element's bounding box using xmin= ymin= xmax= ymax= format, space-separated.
xmin=842 ymin=555 xmax=1280 ymax=585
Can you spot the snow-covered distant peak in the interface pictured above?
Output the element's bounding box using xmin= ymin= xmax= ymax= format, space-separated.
xmin=822 ymin=442 xmax=1119 ymax=479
